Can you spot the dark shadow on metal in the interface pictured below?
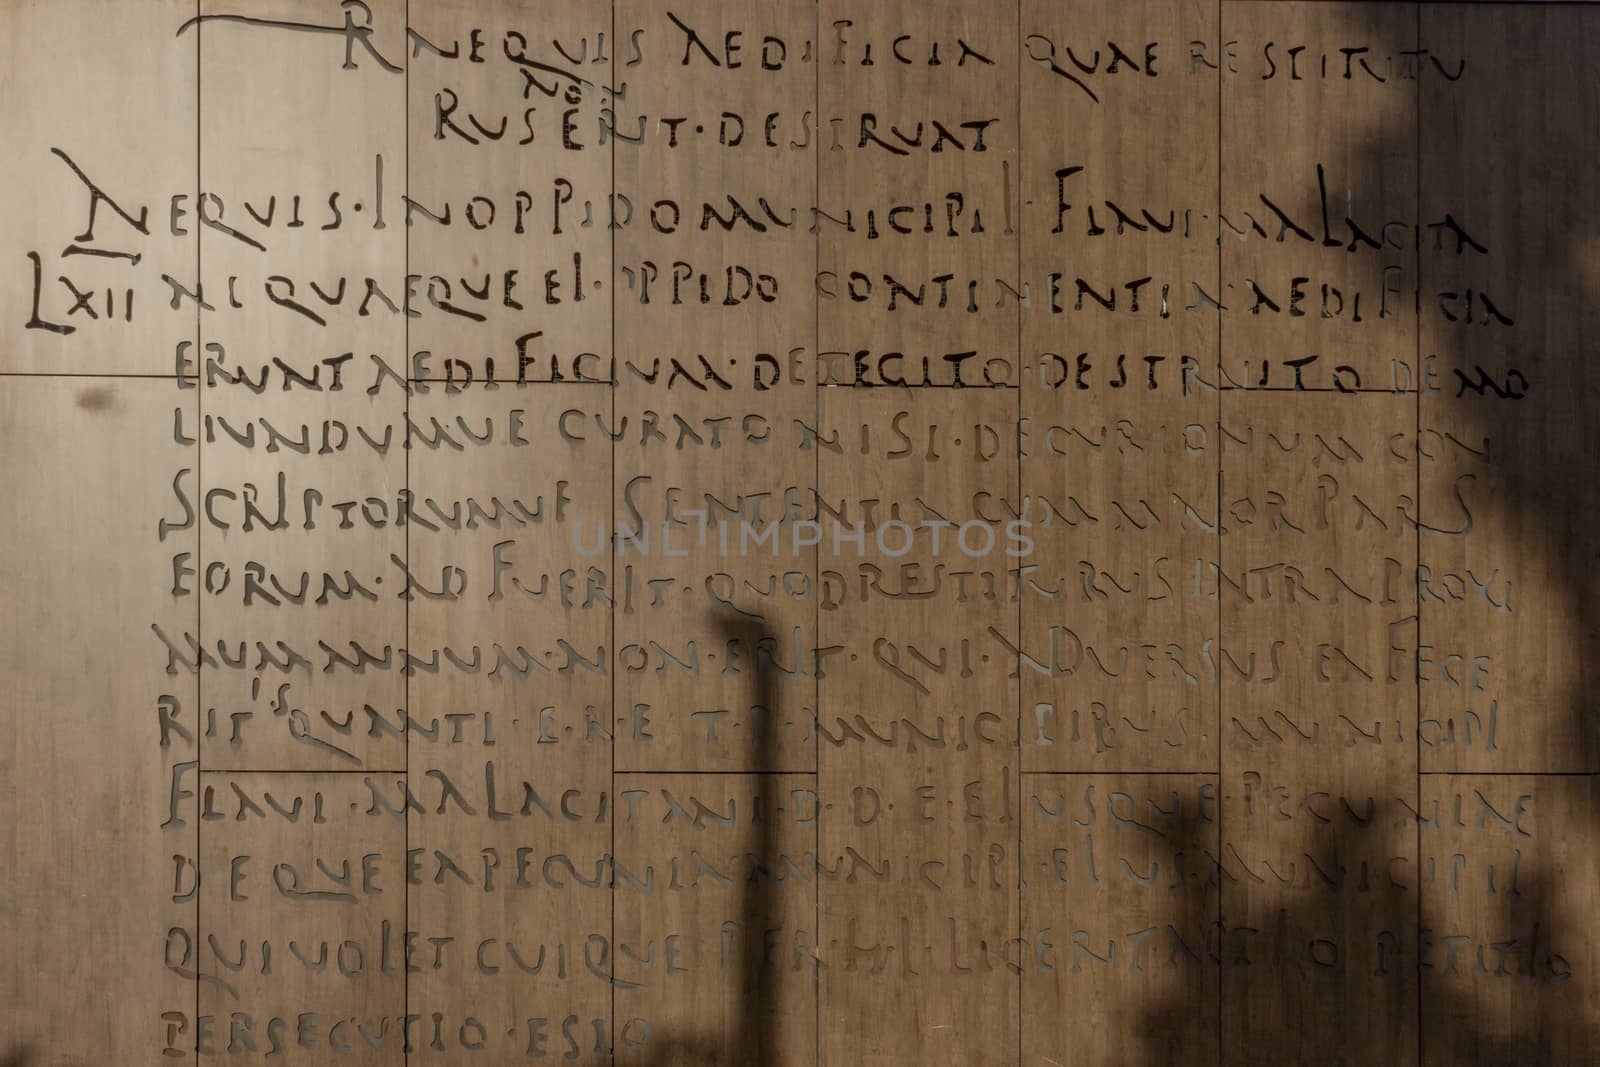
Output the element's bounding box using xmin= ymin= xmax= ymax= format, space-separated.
xmin=629 ymin=608 xmax=783 ymax=1065
xmin=1134 ymin=6 xmax=1600 ymax=1063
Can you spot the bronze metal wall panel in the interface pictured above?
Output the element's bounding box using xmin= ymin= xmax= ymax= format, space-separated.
xmin=2 ymin=2 xmax=1597 ymax=1065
